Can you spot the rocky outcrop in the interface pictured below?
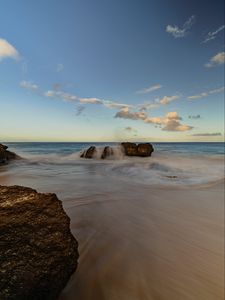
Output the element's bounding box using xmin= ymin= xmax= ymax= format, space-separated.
xmin=121 ymin=142 xmax=154 ymax=157
xmin=80 ymin=143 xmax=154 ymax=159
xmin=0 ymin=185 xmax=78 ymax=300
xmin=80 ymin=146 xmax=96 ymax=159
xmin=0 ymin=144 xmax=20 ymax=165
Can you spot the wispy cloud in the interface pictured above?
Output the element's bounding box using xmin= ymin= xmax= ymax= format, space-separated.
xmin=191 ymin=132 xmax=221 ymax=136
xmin=0 ymin=38 xmax=20 ymax=61
xmin=20 ymin=81 xmax=133 ymax=112
xmin=188 ymin=86 xmax=224 ymax=100
xmin=56 ymin=63 xmax=64 ymax=72
xmin=159 ymin=95 xmax=179 ymax=105
xmin=44 ymin=90 xmax=78 ymax=102
xmin=188 ymin=114 xmax=201 ymax=119
xmin=79 ymin=97 xmax=103 ymax=104
xmin=137 ymin=84 xmax=162 ymax=94
xmin=139 ymin=95 xmax=179 ymax=111
xmin=202 ymin=25 xmax=225 ymax=43
xmin=20 ymin=80 xmax=38 ymax=91
xmin=166 ymin=15 xmax=195 ymax=38
xmin=205 ymin=52 xmax=225 ymax=68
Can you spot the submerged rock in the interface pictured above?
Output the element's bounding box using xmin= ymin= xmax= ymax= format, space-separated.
xmin=0 ymin=144 xmax=20 ymax=165
xmin=80 ymin=146 xmax=96 ymax=159
xmin=0 ymin=185 xmax=78 ymax=300
xmin=121 ymin=142 xmax=154 ymax=157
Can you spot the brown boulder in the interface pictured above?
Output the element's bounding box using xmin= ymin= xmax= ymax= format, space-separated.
xmin=101 ymin=146 xmax=114 ymax=159
xmin=0 ymin=185 xmax=78 ymax=300
xmin=80 ymin=146 xmax=96 ymax=159
xmin=0 ymin=144 xmax=20 ymax=165
xmin=121 ymin=142 xmax=154 ymax=157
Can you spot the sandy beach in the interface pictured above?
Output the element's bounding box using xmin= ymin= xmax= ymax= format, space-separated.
xmin=57 ymin=182 xmax=224 ymax=300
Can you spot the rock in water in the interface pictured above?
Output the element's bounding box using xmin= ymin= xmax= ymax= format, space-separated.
xmin=80 ymin=146 xmax=96 ymax=158
xmin=0 ymin=144 xmax=20 ymax=165
xmin=0 ymin=185 xmax=79 ymax=300
xmin=137 ymin=143 xmax=154 ymax=157
xmin=101 ymin=146 xmax=114 ymax=159
xmin=121 ymin=142 xmax=154 ymax=157
xmin=121 ymin=142 xmax=137 ymax=156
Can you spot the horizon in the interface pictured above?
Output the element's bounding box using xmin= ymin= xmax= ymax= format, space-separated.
xmin=0 ymin=0 xmax=224 ymax=142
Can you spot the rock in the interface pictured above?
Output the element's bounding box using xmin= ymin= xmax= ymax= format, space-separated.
xmin=121 ymin=142 xmax=137 ymax=156
xmin=121 ymin=142 xmax=154 ymax=157
xmin=0 ymin=185 xmax=78 ymax=300
xmin=101 ymin=146 xmax=114 ymax=159
xmin=137 ymin=143 xmax=154 ymax=157
xmin=0 ymin=144 xmax=20 ymax=165
xmin=80 ymin=146 xmax=96 ymax=159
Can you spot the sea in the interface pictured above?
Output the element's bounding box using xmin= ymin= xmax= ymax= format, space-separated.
xmin=0 ymin=142 xmax=224 ymax=300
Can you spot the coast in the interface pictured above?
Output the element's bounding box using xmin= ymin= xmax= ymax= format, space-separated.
xmin=0 ymin=142 xmax=224 ymax=299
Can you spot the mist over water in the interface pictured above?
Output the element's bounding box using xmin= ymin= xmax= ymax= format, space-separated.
xmin=0 ymin=142 xmax=224 ymax=299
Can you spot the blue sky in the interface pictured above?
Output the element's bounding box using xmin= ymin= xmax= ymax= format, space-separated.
xmin=0 ymin=0 xmax=224 ymax=142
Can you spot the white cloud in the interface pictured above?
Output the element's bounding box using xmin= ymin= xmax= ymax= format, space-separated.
xmin=137 ymin=84 xmax=162 ymax=94
xmin=188 ymin=86 xmax=224 ymax=100
xmin=20 ymin=81 xmax=38 ymax=90
xmin=56 ymin=63 xmax=64 ymax=72
xmin=202 ymin=25 xmax=225 ymax=43
xmin=205 ymin=52 xmax=225 ymax=68
xmin=0 ymin=38 xmax=19 ymax=61
xmin=166 ymin=15 xmax=195 ymax=38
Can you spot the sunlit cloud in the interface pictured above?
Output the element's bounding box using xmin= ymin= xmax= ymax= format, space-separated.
xmin=137 ymin=84 xmax=162 ymax=94
xmin=103 ymin=101 xmax=133 ymax=110
xmin=115 ymin=108 xmax=192 ymax=132
xmin=0 ymin=38 xmax=20 ymax=61
xmin=202 ymin=25 xmax=225 ymax=43
xmin=44 ymin=90 xmax=78 ymax=102
xmin=188 ymin=86 xmax=224 ymax=100
xmin=115 ymin=107 xmax=147 ymax=120
xmin=205 ymin=52 xmax=225 ymax=68
xmin=79 ymin=97 xmax=103 ymax=104
xmin=166 ymin=15 xmax=195 ymax=38
xmin=159 ymin=95 xmax=179 ymax=105
xmin=139 ymin=95 xmax=179 ymax=111
xmin=145 ymin=112 xmax=193 ymax=131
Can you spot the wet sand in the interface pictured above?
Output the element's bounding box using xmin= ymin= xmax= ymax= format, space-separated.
xmin=58 ymin=182 xmax=224 ymax=300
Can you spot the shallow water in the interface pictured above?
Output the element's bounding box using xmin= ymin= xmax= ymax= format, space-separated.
xmin=0 ymin=142 xmax=224 ymax=299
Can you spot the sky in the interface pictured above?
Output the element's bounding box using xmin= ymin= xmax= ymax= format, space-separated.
xmin=0 ymin=0 xmax=224 ymax=142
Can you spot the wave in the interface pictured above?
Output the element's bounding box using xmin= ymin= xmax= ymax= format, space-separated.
xmin=11 ymin=146 xmax=224 ymax=187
